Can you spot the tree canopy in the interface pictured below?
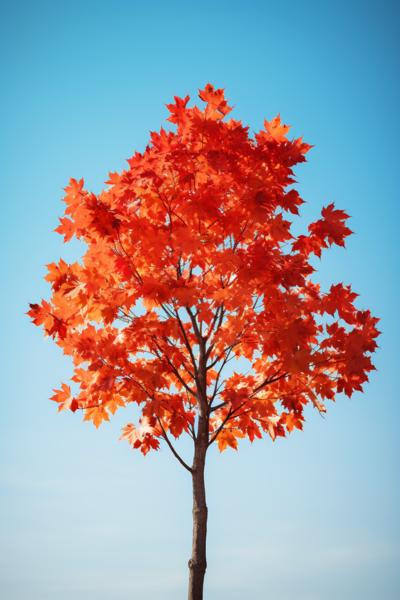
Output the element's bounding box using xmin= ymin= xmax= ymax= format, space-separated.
xmin=28 ymin=84 xmax=379 ymax=458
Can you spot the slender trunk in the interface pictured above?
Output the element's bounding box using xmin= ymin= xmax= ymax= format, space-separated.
xmin=188 ymin=332 xmax=209 ymax=600
xmin=188 ymin=438 xmax=208 ymax=600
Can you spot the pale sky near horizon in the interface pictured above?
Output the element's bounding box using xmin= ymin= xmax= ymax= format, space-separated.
xmin=1 ymin=1 xmax=399 ymax=599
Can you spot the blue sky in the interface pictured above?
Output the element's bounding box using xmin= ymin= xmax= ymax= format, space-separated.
xmin=1 ymin=1 xmax=399 ymax=598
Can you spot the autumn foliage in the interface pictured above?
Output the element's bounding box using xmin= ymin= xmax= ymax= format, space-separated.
xmin=28 ymin=84 xmax=379 ymax=455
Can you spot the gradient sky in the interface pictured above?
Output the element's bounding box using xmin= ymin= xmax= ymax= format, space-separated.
xmin=1 ymin=1 xmax=399 ymax=599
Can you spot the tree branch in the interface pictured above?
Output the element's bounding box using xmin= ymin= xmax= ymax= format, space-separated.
xmin=250 ymin=372 xmax=288 ymax=397
xmin=171 ymin=306 xmax=199 ymax=381
xmin=186 ymin=306 xmax=202 ymax=342
xmin=151 ymin=338 xmax=197 ymax=398
xmin=157 ymin=417 xmax=193 ymax=473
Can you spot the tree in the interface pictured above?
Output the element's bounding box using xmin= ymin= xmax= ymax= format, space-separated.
xmin=28 ymin=84 xmax=379 ymax=600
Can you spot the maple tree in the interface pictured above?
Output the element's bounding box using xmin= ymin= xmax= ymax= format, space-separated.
xmin=28 ymin=84 xmax=379 ymax=600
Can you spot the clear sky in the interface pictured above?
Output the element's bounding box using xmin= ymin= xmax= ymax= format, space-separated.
xmin=1 ymin=1 xmax=399 ymax=599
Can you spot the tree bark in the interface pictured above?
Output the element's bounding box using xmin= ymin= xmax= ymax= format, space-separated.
xmin=188 ymin=329 xmax=209 ymax=600
xmin=188 ymin=437 xmax=208 ymax=600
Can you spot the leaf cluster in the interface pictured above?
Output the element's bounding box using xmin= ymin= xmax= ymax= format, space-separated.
xmin=28 ymin=84 xmax=379 ymax=459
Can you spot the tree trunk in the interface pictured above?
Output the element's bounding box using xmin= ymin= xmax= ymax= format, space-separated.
xmin=188 ymin=440 xmax=208 ymax=600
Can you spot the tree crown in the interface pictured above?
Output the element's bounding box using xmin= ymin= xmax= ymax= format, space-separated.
xmin=28 ymin=84 xmax=379 ymax=457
